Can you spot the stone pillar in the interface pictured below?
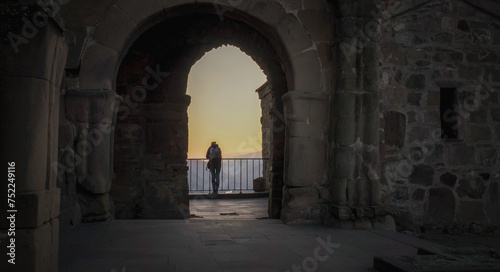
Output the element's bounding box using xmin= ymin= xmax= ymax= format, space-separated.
xmin=257 ymin=82 xmax=285 ymax=219
xmin=281 ymin=91 xmax=329 ymax=223
xmin=64 ymin=90 xmax=122 ymax=222
xmin=325 ymin=0 xmax=387 ymax=229
xmin=0 ymin=2 xmax=68 ymax=271
xmin=138 ymin=94 xmax=191 ymax=219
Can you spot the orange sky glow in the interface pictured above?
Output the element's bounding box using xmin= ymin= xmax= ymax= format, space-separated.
xmin=186 ymin=45 xmax=266 ymax=158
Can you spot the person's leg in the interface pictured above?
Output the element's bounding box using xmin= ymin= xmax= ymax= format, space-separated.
xmin=214 ymin=167 xmax=221 ymax=193
xmin=210 ymin=166 xmax=216 ymax=194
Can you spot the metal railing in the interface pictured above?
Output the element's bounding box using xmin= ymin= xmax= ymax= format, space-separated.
xmin=187 ymin=158 xmax=267 ymax=194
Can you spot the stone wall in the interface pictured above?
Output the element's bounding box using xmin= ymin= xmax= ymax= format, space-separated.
xmin=379 ymin=0 xmax=500 ymax=233
xmin=257 ymin=82 xmax=286 ymax=218
xmin=112 ymin=93 xmax=190 ymax=219
xmin=0 ymin=2 xmax=67 ymax=271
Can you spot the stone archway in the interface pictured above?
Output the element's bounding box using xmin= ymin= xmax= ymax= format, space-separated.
xmin=112 ymin=7 xmax=288 ymax=219
xmin=71 ymin=1 xmax=332 ymax=223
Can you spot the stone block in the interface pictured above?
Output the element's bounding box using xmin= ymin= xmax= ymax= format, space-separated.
xmin=78 ymin=125 xmax=114 ymax=194
xmin=459 ymin=201 xmax=484 ymax=222
xmin=140 ymin=180 xmax=189 ymax=219
xmin=50 ymin=219 xmax=59 ymax=270
xmin=160 ymin=0 xmax=195 ymax=10
xmin=407 ymin=91 xmax=422 ymax=106
xmin=118 ymin=0 xmax=163 ymax=25
xmin=381 ymin=45 xmax=408 ymax=66
xmin=285 ymin=137 xmax=326 ymax=187
xmin=0 ymin=190 xmax=56 ymax=229
xmin=333 ymin=92 xmax=356 ymax=146
xmin=405 ymin=74 xmax=426 ymax=90
xmin=384 ymin=111 xmax=406 ymax=148
xmin=390 ymin=186 xmax=409 ymax=202
xmin=79 ymin=43 xmax=120 ymax=90
xmin=65 ymin=89 xmax=122 ymax=124
xmin=412 ymin=188 xmax=426 ymax=201
xmin=0 ymin=19 xmax=63 ymax=81
xmin=428 ymin=188 xmax=456 ymax=224
xmin=409 ymin=165 xmax=434 ymax=186
xmin=93 ymin=5 xmax=137 ymax=52
xmin=283 ymin=186 xmax=319 ymax=211
xmin=0 ymin=77 xmax=49 ymax=192
xmin=289 ymin=50 xmax=323 ymax=92
xmin=490 ymin=181 xmax=499 ymax=203
xmin=78 ymin=193 xmax=111 ymax=218
xmin=0 ymin=222 xmax=52 ymax=272
xmin=440 ymin=172 xmax=457 ymax=187
xmin=457 ymin=177 xmax=486 ymax=199
xmin=247 ymin=1 xmax=287 ymax=29
xmin=298 ymin=10 xmax=333 ymax=42
xmin=469 ymin=125 xmax=492 ymax=142
xmin=335 ymin=0 xmax=378 ymax=18
xmin=58 ymin=122 xmax=75 ymax=147
xmin=443 ymin=143 xmax=476 ymax=166
xmin=491 ymin=108 xmax=500 ymax=122
xmin=354 ymin=218 xmax=372 ymax=229
xmin=276 ymin=14 xmax=313 ymax=56
xmin=330 ymin=205 xmax=353 ymax=220
xmin=332 ymin=146 xmax=355 ymax=179
xmin=372 ymin=215 xmax=396 ymax=231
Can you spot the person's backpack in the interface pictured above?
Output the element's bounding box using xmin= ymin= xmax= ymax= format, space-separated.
xmin=210 ymin=146 xmax=222 ymax=160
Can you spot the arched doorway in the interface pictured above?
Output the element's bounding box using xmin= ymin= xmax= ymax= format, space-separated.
xmin=111 ymin=6 xmax=288 ymax=219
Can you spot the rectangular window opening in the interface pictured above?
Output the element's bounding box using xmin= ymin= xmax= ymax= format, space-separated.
xmin=440 ymin=87 xmax=458 ymax=140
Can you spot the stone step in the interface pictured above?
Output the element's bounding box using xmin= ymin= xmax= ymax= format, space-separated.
xmin=373 ymin=255 xmax=500 ymax=272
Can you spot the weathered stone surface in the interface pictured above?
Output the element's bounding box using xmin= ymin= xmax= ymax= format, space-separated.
xmin=444 ymin=143 xmax=477 ymax=166
xmin=384 ymin=111 xmax=406 ymax=148
xmin=407 ymin=91 xmax=422 ymax=106
xmin=459 ymin=201 xmax=484 ymax=222
xmin=78 ymin=193 xmax=111 ymax=220
xmin=428 ymin=188 xmax=456 ymax=224
xmin=92 ymin=5 xmax=137 ymax=52
xmin=409 ymin=165 xmax=435 ymax=186
xmin=283 ymin=187 xmax=319 ymax=211
xmin=405 ymin=74 xmax=426 ymax=90
xmin=330 ymin=205 xmax=353 ymax=220
xmin=391 ymin=186 xmax=409 ymax=202
xmin=412 ymin=188 xmax=426 ymax=201
xmin=490 ymin=181 xmax=499 ymax=203
xmin=470 ymin=125 xmax=492 ymax=142
xmin=440 ymin=172 xmax=457 ymax=187
xmin=253 ymin=177 xmax=266 ymax=192
xmin=457 ymin=177 xmax=487 ymax=199
xmin=372 ymin=215 xmax=396 ymax=231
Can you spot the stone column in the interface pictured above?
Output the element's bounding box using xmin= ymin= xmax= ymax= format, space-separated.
xmin=0 ymin=2 xmax=68 ymax=271
xmin=281 ymin=91 xmax=329 ymax=223
xmin=326 ymin=0 xmax=387 ymax=229
xmin=64 ymin=89 xmax=122 ymax=221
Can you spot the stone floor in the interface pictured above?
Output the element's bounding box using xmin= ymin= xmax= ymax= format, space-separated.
xmin=59 ymin=198 xmax=500 ymax=272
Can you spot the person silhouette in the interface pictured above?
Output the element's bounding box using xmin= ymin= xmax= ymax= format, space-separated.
xmin=206 ymin=141 xmax=222 ymax=196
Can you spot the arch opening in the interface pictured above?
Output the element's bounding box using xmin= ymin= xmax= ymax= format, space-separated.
xmin=111 ymin=9 xmax=287 ymax=219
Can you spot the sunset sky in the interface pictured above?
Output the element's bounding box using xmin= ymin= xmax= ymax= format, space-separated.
xmin=186 ymin=45 xmax=266 ymax=158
